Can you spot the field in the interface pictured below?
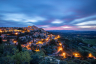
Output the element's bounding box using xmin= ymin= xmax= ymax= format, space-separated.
xmin=82 ymin=39 xmax=96 ymax=45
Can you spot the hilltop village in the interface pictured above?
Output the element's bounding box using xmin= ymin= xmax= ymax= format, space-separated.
xmin=0 ymin=26 xmax=96 ymax=64
xmin=0 ymin=26 xmax=60 ymax=51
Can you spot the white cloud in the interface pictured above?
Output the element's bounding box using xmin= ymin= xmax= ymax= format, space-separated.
xmin=3 ymin=13 xmax=25 ymax=21
xmin=61 ymin=26 xmax=72 ymax=28
xmin=25 ymin=19 xmax=37 ymax=22
xmin=41 ymin=25 xmax=50 ymax=28
xmin=2 ymin=13 xmax=46 ymax=23
xmin=78 ymin=26 xmax=96 ymax=28
xmin=71 ymin=15 xmax=96 ymax=24
xmin=75 ymin=20 xmax=96 ymax=25
xmin=51 ymin=19 xmax=63 ymax=24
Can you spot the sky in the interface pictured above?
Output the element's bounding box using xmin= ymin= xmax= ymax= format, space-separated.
xmin=0 ymin=0 xmax=96 ymax=31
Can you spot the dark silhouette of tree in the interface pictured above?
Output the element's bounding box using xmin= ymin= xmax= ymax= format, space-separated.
xmin=49 ymin=39 xmax=57 ymax=45
xmin=17 ymin=39 xmax=22 ymax=52
xmin=0 ymin=37 xmax=2 ymax=44
xmin=79 ymin=50 xmax=89 ymax=60
xmin=32 ymin=36 xmax=35 ymax=43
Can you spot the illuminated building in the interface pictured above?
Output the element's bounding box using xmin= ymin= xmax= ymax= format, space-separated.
xmin=62 ymin=52 xmax=66 ymax=58
xmin=88 ymin=53 xmax=93 ymax=58
xmin=73 ymin=52 xmax=81 ymax=57
xmin=58 ymin=47 xmax=63 ymax=51
xmin=36 ymin=41 xmax=43 ymax=44
xmin=59 ymin=43 xmax=62 ymax=46
xmin=35 ymin=48 xmax=40 ymax=52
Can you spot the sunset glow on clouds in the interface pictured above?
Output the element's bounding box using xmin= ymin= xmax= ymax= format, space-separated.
xmin=0 ymin=0 xmax=96 ymax=31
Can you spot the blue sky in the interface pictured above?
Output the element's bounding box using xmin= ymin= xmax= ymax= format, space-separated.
xmin=0 ymin=0 xmax=96 ymax=30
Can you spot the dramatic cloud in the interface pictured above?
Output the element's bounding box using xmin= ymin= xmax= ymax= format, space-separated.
xmin=61 ymin=26 xmax=72 ymax=29
xmin=51 ymin=19 xmax=63 ymax=24
xmin=78 ymin=26 xmax=96 ymax=28
xmin=75 ymin=20 xmax=96 ymax=26
xmin=0 ymin=0 xmax=96 ymax=30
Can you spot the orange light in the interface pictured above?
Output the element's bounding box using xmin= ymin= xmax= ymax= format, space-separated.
xmin=75 ymin=54 xmax=78 ymax=57
xmin=21 ymin=45 xmax=25 ymax=47
xmin=29 ymin=42 xmax=32 ymax=44
xmin=36 ymin=41 xmax=43 ymax=44
xmin=35 ymin=48 xmax=40 ymax=52
xmin=46 ymin=38 xmax=49 ymax=41
xmin=13 ymin=41 xmax=17 ymax=43
xmin=54 ymin=37 xmax=57 ymax=39
xmin=42 ymin=39 xmax=44 ymax=41
xmin=62 ymin=52 xmax=66 ymax=58
xmin=57 ymin=35 xmax=60 ymax=38
xmin=0 ymin=30 xmax=2 ymax=33
xmin=59 ymin=43 xmax=62 ymax=46
xmin=73 ymin=53 xmax=80 ymax=57
xmin=26 ymin=45 xmax=31 ymax=50
xmin=58 ymin=47 xmax=63 ymax=51
xmin=15 ymin=33 xmax=18 ymax=35
xmin=88 ymin=53 xmax=93 ymax=58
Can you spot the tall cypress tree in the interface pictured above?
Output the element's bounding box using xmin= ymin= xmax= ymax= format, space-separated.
xmin=0 ymin=34 xmax=2 ymax=44
xmin=17 ymin=39 xmax=22 ymax=52
xmin=0 ymin=37 xmax=2 ymax=44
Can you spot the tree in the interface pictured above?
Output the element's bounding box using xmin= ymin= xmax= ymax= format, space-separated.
xmin=3 ymin=48 xmax=32 ymax=64
xmin=17 ymin=40 xmax=22 ymax=52
xmin=79 ymin=50 xmax=89 ymax=60
xmin=90 ymin=59 xmax=96 ymax=64
xmin=49 ymin=39 xmax=57 ymax=45
xmin=81 ymin=60 xmax=91 ymax=64
xmin=0 ymin=44 xmax=3 ymax=56
xmin=60 ymin=61 xmax=67 ymax=64
xmin=30 ymin=55 xmax=43 ymax=64
xmin=0 ymin=37 xmax=2 ymax=44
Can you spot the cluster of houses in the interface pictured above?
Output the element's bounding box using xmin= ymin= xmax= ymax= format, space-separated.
xmin=0 ymin=25 xmax=59 ymax=51
xmin=0 ymin=25 xmax=46 ymax=33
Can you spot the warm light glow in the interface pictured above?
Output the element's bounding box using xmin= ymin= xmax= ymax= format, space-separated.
xmin=29 ymin=42 xmax=32 ymax=44
xmin=35 ymin=48 xmax=40 ymax=52
xmin=26 ymin=45 xmax=31 ymax=50
xmin=75 ymin=54 xmax=78 ymax=57
xmin=13 ymin=41 xmax=17 ymax=43
xmin=88 ymin=53 xmax=93 ymax=58
xmin=42 ymin=39 xmax=44 ymax=41
xmin=59 ymin=43 xmax=62 ymax=46
xmin=57 ymin=35 xmax=60 ymax=38
xmin=54 ymin=37 xmax=57 ymax=39
xmin=58 ymin=47 xmax=63 ymax=51
xmin=0 ymin=30 xmax=2 ymax=32
xmin=46 ymin=38 xmax=49 ymax=41
xmin=36 ymin=41 xmax=43 ymax=44
xmin=62 ymin=52 xmax=66 ymax=58
xmin=22 ymin=31 xmax=25 ymax=33
xmin=21 ymin=44 xmax=25 ymax=47
xmin=73 ymin=53 xmax=81 ymax=57
xmin=15 ymin=32 xmax=18 ymax=35
xmin=2 ymin=39 xmax=7 ymax=42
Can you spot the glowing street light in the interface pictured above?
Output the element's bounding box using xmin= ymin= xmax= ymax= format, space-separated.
xmin=13 ymin=41 xmax=17 ymax=44
xmin=35 ymin=48 xmax=40 ymax=52
xmin=59 ymin=43 xmax=62 ymax=46
xmin=36 ymin=41 xmax=43 ymax=44
xmin=75 ymin=53 xmax=78 ymax=57
xmin=0 ymin=30 xmax=2 ymax=33
xmin=73 ymin=53 xmax=80 ymax=57
xmin=15 ymin=32 xmax=18 ymax=35
xmin=88 ymin=53 xmax=93 ymax=58
xmin=57 ymin=35 xmax=60 ymax=38
xmin=63 ymin=52 xmax=66 ymax=58
xmin=58 ymin=47 xmax=63 ymax=51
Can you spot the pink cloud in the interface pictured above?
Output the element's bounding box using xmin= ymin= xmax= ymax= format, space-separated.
xmin=44 ymin=25 xmax=80 ymax=30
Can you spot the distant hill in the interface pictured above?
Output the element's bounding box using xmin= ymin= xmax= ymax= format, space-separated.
xmin=46 ymin=30 xmax=96 ymax=35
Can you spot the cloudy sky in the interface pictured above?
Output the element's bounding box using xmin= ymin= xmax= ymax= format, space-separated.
xmin=0 ymin=0 xmax=96 ymax=31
